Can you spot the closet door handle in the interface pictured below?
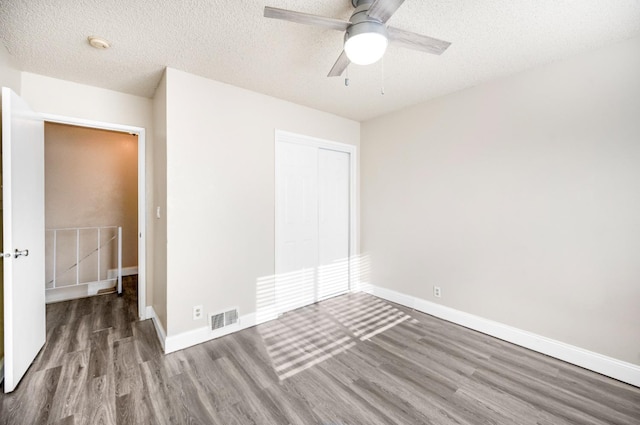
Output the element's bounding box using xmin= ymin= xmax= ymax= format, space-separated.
xmin=14 ymin=249 xmax=29 ymax=258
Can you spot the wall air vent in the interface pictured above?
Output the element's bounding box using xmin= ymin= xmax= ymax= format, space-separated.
xmin=210 ymin=308 xmax=239 ymax=331
xmin=224 ymin=309 xmax=238 ymax=325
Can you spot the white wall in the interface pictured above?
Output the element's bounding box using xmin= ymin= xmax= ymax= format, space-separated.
xmin=21 ymin=73 xmax=153 ymax=128
xmin=20 ymin=73 xmax=155 ymax=310
xmin=152 ymin=71 xmax=168 ymax=331
xmin=0 ymin=43 xmax=21 ymax=94
xmin=164 ymin=68 xmax=360 ymax=336
xmin=361 ymin=37 xmax=640 ymax=365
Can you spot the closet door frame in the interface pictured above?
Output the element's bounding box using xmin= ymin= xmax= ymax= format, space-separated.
xmin=274 ymin=129 xmax=358 ymax=299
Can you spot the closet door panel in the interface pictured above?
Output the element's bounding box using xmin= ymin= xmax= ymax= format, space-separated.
xmin=318 ymin=148 xmax=350 ymax=299
xmin=275 ymin=142 xmax=318 ymax=312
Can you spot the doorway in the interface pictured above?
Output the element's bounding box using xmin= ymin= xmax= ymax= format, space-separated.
xmin=44 ymin=122 xmax=138 ymax=304
xmin=42 ymin=114 xmax=146 ymax=320
xmin=275 ymin=130 xmax=357 ymax=313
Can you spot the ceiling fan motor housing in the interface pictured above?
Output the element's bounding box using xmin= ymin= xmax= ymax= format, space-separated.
xmin=351 ymin=0 xmax=374 ymax=8
xmin=346 ymin=1 xmax=388 ymax=43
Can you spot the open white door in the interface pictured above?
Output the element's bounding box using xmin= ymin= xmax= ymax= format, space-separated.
xmin=2 ymin=87 xmax=46 ymax=393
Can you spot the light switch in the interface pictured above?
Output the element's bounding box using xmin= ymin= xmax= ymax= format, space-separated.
xmin=156 ymin=206 xmax=161 ymax=219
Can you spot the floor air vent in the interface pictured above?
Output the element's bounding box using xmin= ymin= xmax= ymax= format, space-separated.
xmin=210 ymin=308 xmax=239 ymax=331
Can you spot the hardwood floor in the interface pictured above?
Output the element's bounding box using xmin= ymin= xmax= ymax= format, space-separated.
xmin=1 ymin=279 xmax=639 ymax=424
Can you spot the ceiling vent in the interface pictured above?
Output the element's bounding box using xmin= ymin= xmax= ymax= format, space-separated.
xmin=210 ymin=308 xmax=239 ymax=331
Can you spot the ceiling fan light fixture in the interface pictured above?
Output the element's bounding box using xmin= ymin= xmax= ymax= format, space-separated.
xmin=344 ymin=22 xmax=388 ymax=65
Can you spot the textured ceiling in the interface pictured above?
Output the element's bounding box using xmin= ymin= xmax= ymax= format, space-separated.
xmin=1 ymin=0 xmax=639 ymax=121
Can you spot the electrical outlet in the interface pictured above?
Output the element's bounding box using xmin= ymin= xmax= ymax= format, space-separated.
xmin=433 ymin=286 xmax=442 ymax=298
xmin=193 ymin=305 xmax=203 ymax=320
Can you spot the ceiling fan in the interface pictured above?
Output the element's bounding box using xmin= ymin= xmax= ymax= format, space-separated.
xmin=264 ymin=0 xmax=451 ymax=77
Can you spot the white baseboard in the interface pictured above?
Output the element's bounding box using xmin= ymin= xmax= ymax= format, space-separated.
xmin=366 ymin=285 xmax=640 ymax=388
xmin=144 ymin=283 xmax=640 ymax=388
xmin=163 ymin=310 xmax=278 ymax=354
xmin=107 ymin=266 xmax=138 ymax=279
xmin=145 ymin=306 xmax=166 ymax=351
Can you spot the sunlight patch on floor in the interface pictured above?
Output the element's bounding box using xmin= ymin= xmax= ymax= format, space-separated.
xmin=258 ymin=292 xmax=411 ymax=380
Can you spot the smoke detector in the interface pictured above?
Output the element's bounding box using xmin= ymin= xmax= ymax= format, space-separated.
xmin=88 ymin=36 xmax=110 ymax=49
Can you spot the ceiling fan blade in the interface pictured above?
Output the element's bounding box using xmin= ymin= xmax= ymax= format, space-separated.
xmin=327 ymin=50 xmax=350 ymax=77
xmin=366 ymin=0 xmax=405 ymax=23
xmin=387 ymin=27 xmax=451 ymax=55
xmin=264 ymin=6 xmax=350 ymax=31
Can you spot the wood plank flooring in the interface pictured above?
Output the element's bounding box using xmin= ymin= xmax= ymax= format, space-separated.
xmin=1 ymin=278 xmax=639 ymax=424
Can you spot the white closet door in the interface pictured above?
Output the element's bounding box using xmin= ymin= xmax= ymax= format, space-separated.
xmin=317 ymin=149 xmax=350 ymax=299
xmin=275 ymin=142 xmax=318 ymax=312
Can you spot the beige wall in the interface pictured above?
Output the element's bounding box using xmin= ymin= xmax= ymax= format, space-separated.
xmin=152 ymin=72 xmax=167 ymax=331
xmin=361 ymin=37 xmax=640 ymax=365
xmin=163 ymin=68 xmax=360 ymax=336
xmin=45 ymin=122 xmax=138 ymax=269
xmin=20 ymin=73 xmax=155 ymax=308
